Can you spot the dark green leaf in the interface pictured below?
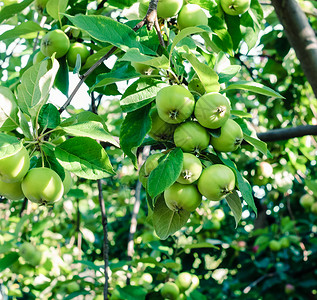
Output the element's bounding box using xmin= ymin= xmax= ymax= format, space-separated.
xmin=38 ymin=104 xmax=61 ymax=129
xmin=0 ymin=252 xmax=19 ymax=272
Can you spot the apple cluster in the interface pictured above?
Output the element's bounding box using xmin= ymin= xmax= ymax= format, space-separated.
xmin=141 ymin=84 xmax=243 ymax=214
xmin=160 ymin=272 xmax=200 ymax=300
xmin=0 ymin=145 xmax=72 ymax=205
xmin=33 ymin=27 xmax=90 ymax=69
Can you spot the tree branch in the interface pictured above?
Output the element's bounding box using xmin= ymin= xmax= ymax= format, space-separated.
xmin=271 ymin=0 xmax=317 ymax=98
xmin=257 ymin=125 xmax=317 ymax=142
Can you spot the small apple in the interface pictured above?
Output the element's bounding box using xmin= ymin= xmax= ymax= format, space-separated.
xmin=66 ymin=281 xmax=80 ymax=294
xmin=173 ymin=121 xmax=210 ymax=154
xmin=164 ymin=182 xmax=202 ymax=212
xmin=210 ymin=119 xmax=243 ymax=152
xmin=311 ymin=202 xmax=317 ymax=215
xmin=194 ymin=92 xmax=231 ymax=129
xmin=177 ymin=4 xmax=208 ymax=30
xmin=197 ymin=164 xmax=235 ymax=201
xmin=300 ymin=194 xmax=315 ymax=209
xmin=280 ymin=236 xmax=290 ymax=249
xmin=34 ymin=0 xmax=49 ymax=14
xmin=61 ymin=25 xmax=81 ymax=39
xmin=0 ymin=146 xmax=30 ymax=183
xmin=269 ymin=240 xmax=281 ymax=252
xmin=220 ymin=0 xmax=251 ymax=16
xmin=33 ymin=51 xmax=47 ymax=64
xmin=21 ymin=167 xmax=64 ymax=205
xmin=0 ymin=179 xmax=24 ymax=200
xmin=66 ymin=42 xmax=90 ymax=68
xmin=156 ymin=85 xmax=195 ymax=124
xmin=41 ymin=29 xmax=70 ymax=58
xmin=157 ymin=0 xmax=184 ymax=19
xmin=160 ymin=282 xmax=180 ymax=300
xmin=175 ymin=272 xmax=192 ymax=292
xmin=188 ymin=77 xmax=206 ymax=95
xmin=19 ymin=242 xmax=43 ymax=266
xmin=177 ymin=153 xmax=202 ymax=184
xmin=144 ymin=153 xmax=165 ymax=176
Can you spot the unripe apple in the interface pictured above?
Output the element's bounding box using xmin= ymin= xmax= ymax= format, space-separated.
xmin=300 ymin=194 xmax=315 ymax=209
xmin=164 ymin=182 xmax=202 ymax=212
xmin=194 ymin=92 xmax=231 ymax=129
xmin=149 ymin=108 xmax=177 ymax=141
xmin=19 ymin=242 xmax=43 ymax=266
xmin=139 ymin=0 xmax=183 ymax=19
xmin=41 ymin=29 xmax=70 ymax=58
xmin=66 ymin=42 xmax=90 ymax=68
xmin=177 ymin=4 xmax=208 ymax=30
xmin=198 ymin=164 xmax=235 ymax=201
xmin=144 ymin=153 xmax=165 ymax=176
xmin=220 ymin=0 xmax=251 ymax=16
xmin=0 ymin=146 xmax=30 ymax=183
xmin=177 ymin=153 xmax=202 ymax=184
xmin=21 ymin=167 xmax=64 ymax=205
xmin=34 ymin=0 xmax=49 ymax=14
xmin=175 ymin=272 xmax=192 ymax=292
xmin=33 ymin=51 xmax=47 ymax=64
xmin=61 ymin=25 xmax=81 ymax=39
xmin=269 ymin=240 xmax=281 ymax=252
xmin=66 ymin=281 xmax=80 ymax=293
xmin=160 ymin=282 xmax=180 ymax=300
xmin=280 ymin=236 xmax=290 ymax=249
xmin=0 ymin=179 xmax=24 ymax=200
xmin=156 ymin=85 xmax=195 ymax=124
xmin=188 ymin=77 xmax=206 ymax=95
xmin=311 ymin=202 xmax=317 ymax=215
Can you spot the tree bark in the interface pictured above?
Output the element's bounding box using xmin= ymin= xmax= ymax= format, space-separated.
xmin=271 ymin=0 xmax=317 ymax=98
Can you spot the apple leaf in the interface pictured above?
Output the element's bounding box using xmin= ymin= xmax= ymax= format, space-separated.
xmin=38 ymin=104 xmax=61 ymax=129
xmin=0 ymin=86 xmax=19 ymax=132
xmin=152 ymin=195 xmax=191 ymax=240
xmin=0 ymin=252 xmax=19 ymax=272
xmin=147 ymin=148 xmax=183 ymax=199
xmin=225 ymin=190 xmax=242 ymax=227
xmin=46 ymin=0 xmax=69 ymax=25
xmin=0 ymin=0 xmax=34 ymax=23
xmin=243 ymin=133 xmax=272 ymax=158
xmin=55 ymin=137 xmax=115 ymax=179
xmin=0 ymin=133 xmax=22 ymax=159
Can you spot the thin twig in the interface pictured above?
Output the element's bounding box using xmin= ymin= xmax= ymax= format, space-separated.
xmin=19 ymin=198 xmax=28 ymax=217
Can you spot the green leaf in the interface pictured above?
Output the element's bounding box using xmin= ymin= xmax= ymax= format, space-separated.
xmin=223 ymin=81 xmax=285 ymax=98
xmin=0 ymin=21 xmax=45 ymax=41
xmin=54 ymin=56 xmax=69 ymax=97
xmin=182 ymin=50 xmax=220 ymax=93
xmin=18 ymin=111 xmax=33 ymax=140
xmin=224 ymin=14 xmax=242 ymax=51
xmin=120 ymin=48 xmax=169 ymax=69
xmin=41 ymin=144 xmax=65 ymax=180
xmin=184 ymin=242 xmax=219 ymax=250
xmin=243 ymin=133 xmax=272 ymax=158
xmin=306 ymin=180 xmax=317 ymax=195
xmin=120 ymin=78 xmax=167 ymax=113
xmin=64 ymin=291 xmax=91 ymax=300
xmin=66 ymin=14 xmax=153 ymax=54
xmin=117 ymin=286 xmax=147 ymax=300
xmin=17 ymin=58 xmax=59 ymax=118
xmin=0 ymin=0 xmax=34 ymax=23
xmin=32 ymin=218 xmax=54 ymax=235
xmin=148 ymin=148 xmax=183 ymax=199
xmin=225 ymin=190 xmax=242 ymax=227
xmin=231 ymin=110 xmax=252 ymax=118
xmin=55 ymin=137 xmax=115 ymax=179
xmin=120 ymin=105 xmax=151 ymax=167
xmin=169 ymin=26 xmax=210 ymax=62
xmin=218 ymin=65 xmax=241 ymax=83
xmin=152 ymin=195 xmax=191 ymax=240
xmin=46 ymin=0 xmax=69 ymax=24
xmin=0 ymin=133 xmax=22 ymax=159
xmin=60 ymin=111 xmax=119 ymax=147
xmin=0 ymin=86 xmax=19 ymax=132
xmin=0 ymin=252 xmax=19 ymax=272
xmin=218 ymin=155 xmax=257 ymax=215
xmin=38 ymin=104 xmax=61 ymax=129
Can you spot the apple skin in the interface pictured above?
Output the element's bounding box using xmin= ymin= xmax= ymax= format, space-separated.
xmin=66 ymin=281 xmax=80 ymax=293
xmin=269 ymin=240 xmax=281 ymax=252
xmin=300 ymin=194 xmax=315 ymax=209
xmin=19 ymin=242 xmax=43 ymax=266
xmin=311 ymin=202 xmax=317 ymax=215
xmin=0 ymin=146 xmax=30 ymax=183
xmin=177 ymin=153 xmax=202 ymax=184
xmin=175 ymin=272 xmax=192 ymax=292
xmin=173 ymin=121 xmax=210 ymax=153
xmin=156 ymin=85 xmax=195 ymax=124
xmin=40 ymin=29 xmax=70 ymax=58
xmin=144 ymin=153 xmax=165 ymax=176
xmin=194 ymin=92 xmax=231 ymax=129
xmin=66 ymin=42 xmax=90 ymax=68
xmin=149 ymin=108 xmax=177 ymax=142
xmin=177 ymin=4 xmax=208 ymax=30
xmin=210 ymin=119 xmax=243 ymax=152
xmin=280 ymin=236 xmax=290 ymax=248
xmin=33 ymin=51 xmax=47 ymax=64
xmin=197 ymin=164 xmax=235 ymax=201
xmin=61 ymin=25 xmax=81 ymax=39
xmin=0 ymin=179 xmax=24 ymax=200
xmin=21 ymin=167 xmax=64 ymax=205
xmin=34 ymin=0 xmax=49 ymax=14
xmin=164 ymin=182 xmax=202 ymax=212
xmin=160 ymin=282 xmax=180 ymax=300
xmin=220 ymin=0 xmax=251 ymax=16
xmin=188 ymin=78 xmax=206 ymax=95
xmin=139 ymin=0 xmax=183 ymax=19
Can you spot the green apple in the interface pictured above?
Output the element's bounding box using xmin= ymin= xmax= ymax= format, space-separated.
xmin=0 ymin=146 xmax=30 ymax=183
xmin=21 ymin=167 xmax=64 ymax=205
xmin=175 ymin=272 xmax=192 ymax=292
xmin=269 ymin=240 xmax=281 ymax=252
xmin=61 ymin=25 xmax=81 ymax=39
xmin=34 ymin=0 xmax=49 ymax=14
xmin=131 ymin=61 xmax=156 ymax=75
xmin=19 ymin=242 xmax=43 ymax=266
xmin=139 ymin=0 xmax=183 ymax=19
xmin=173 ymin=121 xmax=210 ymax=153
xmin=280 ymin=236 xmax=290 ymax=248
xmin=144 ymin=153 xmax=165 ymax=176
xmin=41 ymin=29 xmax=70 ymax=58
xmin=300 ymin=194 xmax=315 ymax=209
xmin=156 ymin=85 xmax=195 ymax=124
xmin=311 ymin=202 xmax=317 ymax=215
xmin=210 ymin=119 xmax=243 ymax=152
xmin=66 ymin=42 xmax=90 ymax=68
xmin=0 ymin=179 xmax=24 ymax=200
xmin=220 ymin=0 xmax=251 ymax=16
xmin=177 ymin=153 xmax=202 ymax=184
xmin=177 ymin=4 xmax=208 ymax=30
xmin=188 ymin=77 xmax=206 ymax=95
xmin=66 ymin=281 xmax=80 ymax=293
xmin=164 ymin=182 xmax=202 ymax=212
xmin=197 ymin=164 xmax=235 ymax=201
xmin=194 ymin=92 xmax=231 ymax=129
xmin=33 ymin=50 xmax=47 ymax=64
xmin=160 ymin=282 xmax=180 ymax=300
xmin=148 ymin=108 xmax=177 ymax=141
